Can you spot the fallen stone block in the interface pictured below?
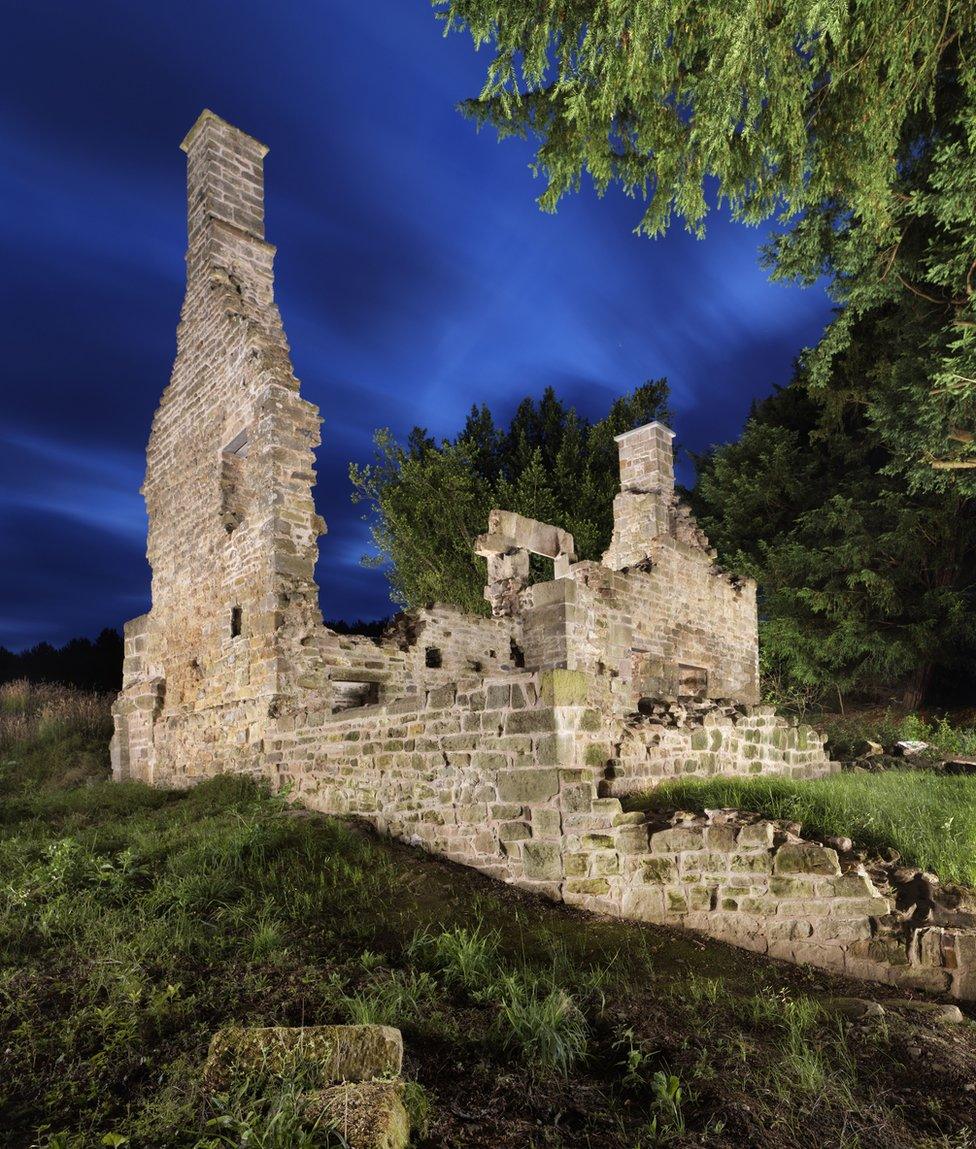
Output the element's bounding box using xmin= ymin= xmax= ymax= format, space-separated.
xmin=820 ymin=996 xmax=886 ymax=1021
xmin=303 ymin=1080 xmax=410 ymax=1149
xmin=203 ymin=1024 xmax=403 ymax=1092
xmin=885 ymin=1001 xmax=964 ymax=1025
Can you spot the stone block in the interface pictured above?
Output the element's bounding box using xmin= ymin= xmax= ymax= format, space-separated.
xmin=614 ymin=825 xmax=650 ymax=853
xmin=531 ymin=807 xmax=561 ymax=838
xmin=679 ymin=851 xmax=730 ymax=876
xmin=496 ymin=769 xmax=559 ymax=803
xmin=621 ymin=886 xmax=667 ymax=920
xmin=203 ymin=1025 xmax=402 ymax=1092
xmin=498 ymin=821 xmax=531 ymax=842
xmin=769 ymin=875 xmax=818 ymax=898
xmin=539 ymin=668 xmax=590 ymax=707
xmin=820 ymin=871 xmax=877 ymax=899
xmin=566 ymin=878 xmax=610 ymax=896
xmin=640 ymin=856 xmax=678 ymax=884
xmin=592 ymin=851 xmax=620 ymax=876
xmin=729 ymin=851 xmax=773 ymax=875
xmin=581 ymin=833 xmax=615 ymax=850
xmin=505 ymin=709 xmax=557 ymax=734
xmin=522 ymin=841 xmax=563 ymax=881
xmin=737 ymin=822 xmax=774 ymax=848
xmin=773 ymin=843 xmax=840 ymax=876
xmin=704 ymin=825 xmax=737 ymax=851
xmin=650 ymin=826 xmax=704 ymax=852
xmin=828 ymin=896 xmax=891 ymax=919
xmin=303 ymin=1081 xmax=409 ymax=1149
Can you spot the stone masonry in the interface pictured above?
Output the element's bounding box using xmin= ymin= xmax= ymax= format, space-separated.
xmin=112 ymin=112 xmax=975 ymax=1000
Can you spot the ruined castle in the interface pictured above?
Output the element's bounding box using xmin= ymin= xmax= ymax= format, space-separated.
xmin=112 ymin=112 xmax=975 ymax=1000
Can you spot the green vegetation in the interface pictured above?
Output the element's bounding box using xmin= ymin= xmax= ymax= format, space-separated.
xmin=817 ymin=710 xmax=976 ymax=762
xmin=3 ymin=683 xmax=976 ymax=1147
xmin=690 ymin=377 xmax=976 ymax=708
xmin=350 ymin=381 xmax=669 ymax=612
xmin=437 ymin=2 xmax=976 ymax=479
xmin=630 ymin=771 xmax=976 ymax=885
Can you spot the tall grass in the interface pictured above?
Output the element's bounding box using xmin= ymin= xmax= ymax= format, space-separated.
xmin=633 ymin=772 xmax=976 ymax=884
xmin=0 ymin=679 xmax=114 ymax=746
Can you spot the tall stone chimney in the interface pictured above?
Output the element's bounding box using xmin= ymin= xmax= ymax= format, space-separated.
xmin=602 ymin=421 xmax=675 ymax=569
xmin=179 ymin=110 xmax=271 ymax=289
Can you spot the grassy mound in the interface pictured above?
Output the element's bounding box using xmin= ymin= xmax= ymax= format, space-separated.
xmin=626 ymin=772 xmax=976 ymax=886
xmin=2 ymin=684 xmax=976 ymax=1148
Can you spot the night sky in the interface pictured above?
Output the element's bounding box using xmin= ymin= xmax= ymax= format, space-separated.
xmin=1 ymin=2 xmax=833 ymax=651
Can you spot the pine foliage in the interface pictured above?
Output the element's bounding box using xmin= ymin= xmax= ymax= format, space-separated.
xmin=349 ymin=382 xmax=669 ymax=611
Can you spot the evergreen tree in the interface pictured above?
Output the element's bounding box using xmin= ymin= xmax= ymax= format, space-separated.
xmin=350 ymin=381 xmax=669 ymax=611
xmin=691 ymin=349 xmax=976 ymax=708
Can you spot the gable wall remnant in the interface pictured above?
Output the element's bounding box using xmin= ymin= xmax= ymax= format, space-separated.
xmin=111 ymin=112 xmax=976 ymax=1001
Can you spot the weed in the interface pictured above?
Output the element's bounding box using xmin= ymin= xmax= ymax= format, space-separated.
xmin=613 ymin=1026 xmax=656 ymax=1090
xmin=492 ymin=974 xmax=589 ymax=1076
xmin=409 ymin=922 xmax=501 ymax=995
xmin=634 ymin=1070 xmax=688 ymax=1146
xmin=401 ymin=1080 xmax=432 ymax=1139
xmin=341 ymin=969 xmax=438 ymax=1028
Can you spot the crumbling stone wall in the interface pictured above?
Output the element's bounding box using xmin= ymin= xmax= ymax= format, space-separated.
xmin=562 ymin=803 xmax=976 ymax=1000
xmin=113 ymin=113 xmax=974 ymax=1002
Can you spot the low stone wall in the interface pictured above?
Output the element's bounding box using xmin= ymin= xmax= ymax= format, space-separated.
xmin=605 ymin=704 xmax=837 ymax=795
xmin=561 ymin=804 xmax=976 ymax=1000
xmin=271 ymin=672 xmax=597 ymax=894
xmin=259 ymin=669 xmax=976 ymax=1001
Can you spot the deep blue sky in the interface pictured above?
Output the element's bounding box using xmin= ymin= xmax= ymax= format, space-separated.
xmin=1 ymin=2 xmax=833 ymax=651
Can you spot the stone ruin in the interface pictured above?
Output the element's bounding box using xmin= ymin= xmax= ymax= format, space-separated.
xmin=112 ymin=111 xmax=975 ymax=1000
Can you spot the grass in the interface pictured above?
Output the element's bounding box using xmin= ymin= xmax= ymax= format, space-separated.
xmin=2 ymin=684 xmax=976 ymax=1147
xmin=626 ymin=771 xmax=976 ymax=885
xmin=813 ymin=708 xmax=976 ymax=762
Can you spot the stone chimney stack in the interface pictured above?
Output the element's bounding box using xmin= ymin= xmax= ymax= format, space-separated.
xmin=179 ymin=110 xmax=271 ymax=287
xmin=602 ymin=421 xmax=675 ymax=570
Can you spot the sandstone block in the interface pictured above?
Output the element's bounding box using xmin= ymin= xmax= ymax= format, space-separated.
xmin=614 ymin=825 xmax=650 ymax=853
xmin=621 ymin=886 xmax=667 ymax=920
xmin=203 ymin=1025 xmax=403 ymax=1092
xmin=566 ymin=878 xmax=610 ymax=896
xmin=303 ymin=1081 xmax=409 ymax=1149
xmin=522 ymin=841 xmax=563 ymax=880
xmin=650 ymin=826 xmax=704 ymax=852
xmin=496 ymin=769 xmax=559 ymax=803
xmin=828 ymin=897 xmax=890 ymax=918
xmin=640 ymin=856 xmax=677 ymax=884
xmin=538 ymin=668 xmax=590 ymax=707
xmin=737 ymin=822 xmax=774 ymax=848
xmin=773 ymin=843 xmax=840 ymax=876
xmin=704 ymin=825 xmax=737 ymax=851
xmin=531 ymin=807 xmax=561 ymax=838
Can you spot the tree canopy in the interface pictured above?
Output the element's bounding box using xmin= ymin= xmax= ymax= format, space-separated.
xmin=437 ymin=2 xmax=976 ymax=472
xmin=349 ymin=381 xmax=669 ymax=612
xmin=691 ymin=337 xmax=976 ymax=709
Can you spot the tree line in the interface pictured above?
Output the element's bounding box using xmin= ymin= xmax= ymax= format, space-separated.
xmin=0 ymin=630 xmax=124 ymax=694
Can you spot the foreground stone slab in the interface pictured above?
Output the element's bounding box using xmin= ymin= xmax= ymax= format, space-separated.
xmin=203 ymin=1024 xmax=403 ymax=1092
xmin=886 ymin=1001 xmax=965 ymax=1025
xmin=304 ymin=1081 xmax=409 ymax=1149
xmin=820 ymin=997 xmax=886 ymax=1021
